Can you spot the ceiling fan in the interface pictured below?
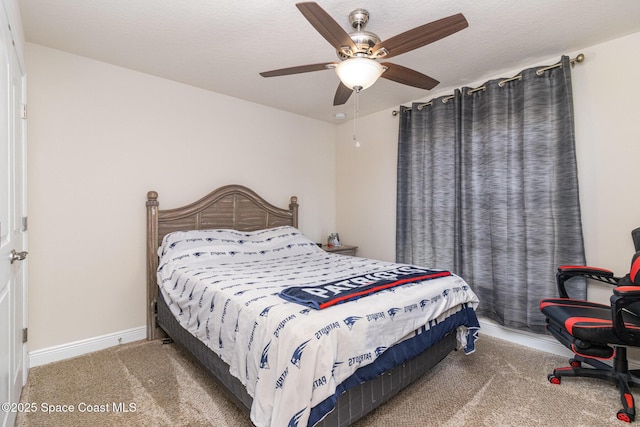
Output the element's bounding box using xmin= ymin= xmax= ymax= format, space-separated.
xmin=260 ymin=2 xmax=468 ymax=106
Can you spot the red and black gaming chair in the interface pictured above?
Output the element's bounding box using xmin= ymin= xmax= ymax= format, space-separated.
xmin=540 ymin=228 xmax=640 ymax=423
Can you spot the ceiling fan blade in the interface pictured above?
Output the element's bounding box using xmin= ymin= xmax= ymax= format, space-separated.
xmin=373 ymin=13 xmax=468 ymax=59
xmin=333 ymin=82 xmax=353 ymax=105
xmin=296 ymin=2 xmax=357 ymax=54
xmin=260 ymin=62 xmax=336 ymax=77
xmin=380 ymin=62 xmax=439 ymax=90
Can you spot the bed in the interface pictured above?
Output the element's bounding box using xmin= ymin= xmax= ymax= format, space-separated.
xmin=146 ymin=184 xmax=480 ymax=427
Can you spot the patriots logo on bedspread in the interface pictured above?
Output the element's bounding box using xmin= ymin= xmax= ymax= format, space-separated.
xmin=291 ymin=340 xmax=311 ymax=368
xmin=343 ymin=316 xmax=362 ymax=330
xmin=387 ymin=307 xmax=401 ymax=318
xmin=260 ymin=305 xmax=276 ymax=317
xmin=331 ymin=361 xmax=342 ymax=377
xmin=260 ymin=341 xmax=271 ymax=369
xmin=465 ymin=327 xmax=480 ymax=354
xmin=279 ymin=266 xmax=451 ymax=310
xmin=288 ymin=408 xmax=306 ymax=427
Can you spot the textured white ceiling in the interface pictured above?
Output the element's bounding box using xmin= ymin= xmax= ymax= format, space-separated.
xmin=18 ymin=0 xmax=640 ymax=123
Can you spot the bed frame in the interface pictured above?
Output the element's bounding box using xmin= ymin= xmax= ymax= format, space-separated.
xmin=146 ymin=184 xmax=457 ymax=426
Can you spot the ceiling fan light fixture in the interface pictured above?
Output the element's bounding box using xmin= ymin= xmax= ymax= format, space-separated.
xmin=335 ymin=57 xmax=384 ymax=91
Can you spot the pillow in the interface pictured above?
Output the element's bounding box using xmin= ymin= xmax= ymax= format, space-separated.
xmin=158 ymin=225 xmax=321 ymax=264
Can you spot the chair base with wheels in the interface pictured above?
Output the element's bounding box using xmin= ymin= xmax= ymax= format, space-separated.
xmin=547 ymin=349 xmax=640 ymax=422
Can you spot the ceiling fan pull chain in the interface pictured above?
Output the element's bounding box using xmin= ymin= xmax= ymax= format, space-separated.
xmin=353 ymin=88 xmax=361 ymax=147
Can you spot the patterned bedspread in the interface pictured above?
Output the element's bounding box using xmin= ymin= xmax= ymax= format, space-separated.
xmin=157 ymin=226 xmax=480 ymax=427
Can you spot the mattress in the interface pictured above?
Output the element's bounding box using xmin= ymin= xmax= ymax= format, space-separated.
xmin=157 ymin=226 xmax=480 ymax=426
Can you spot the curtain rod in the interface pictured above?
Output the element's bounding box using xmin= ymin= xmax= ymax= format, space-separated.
xmin=391 ymin=53 xmax=585 ymax=116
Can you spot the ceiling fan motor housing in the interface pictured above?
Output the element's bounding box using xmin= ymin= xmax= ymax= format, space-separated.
xmin=337 ymin=31 xmax=381 ymax=59
xmin=337 ymin=9 xmax=382 ymax=59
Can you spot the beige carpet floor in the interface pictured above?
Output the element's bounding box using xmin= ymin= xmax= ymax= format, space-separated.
xmin=16 ymin=335 xmax=628 ymax=426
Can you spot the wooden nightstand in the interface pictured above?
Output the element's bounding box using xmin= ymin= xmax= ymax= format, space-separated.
xmin=322 ymin=244 xmax=358 ymax=256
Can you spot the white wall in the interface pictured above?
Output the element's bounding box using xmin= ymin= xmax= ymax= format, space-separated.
xmin=25 ymin=43 xmax=337 ymax=352
xmin=571 ymin=32 xmax=640 ymax=301
xmin=336 ymin=32 xmax=640 ymax=304
xmin=335 ymin=113 xmax=399 ymax=262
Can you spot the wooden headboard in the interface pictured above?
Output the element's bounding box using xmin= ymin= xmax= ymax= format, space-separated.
xmin=146 ymin=184 xmax=299 ymax=339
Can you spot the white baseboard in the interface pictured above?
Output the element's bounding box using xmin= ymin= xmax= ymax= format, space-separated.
xmin=478 ymin=317 xmax=574 ymax=357
xmin=478 ymin=317 xmax=640 ymax=370
xmin=28 ymin=326 xmax=146 ymax=368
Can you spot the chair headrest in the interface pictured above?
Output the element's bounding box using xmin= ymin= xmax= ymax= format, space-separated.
xmin=631 ymin=252 xmax=640 ymax=285
xmin=632 ymin=227 xmax=640 ymax=252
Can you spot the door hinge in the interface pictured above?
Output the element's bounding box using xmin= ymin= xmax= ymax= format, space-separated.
xmin=22 ymin=216 xmax=27 ymax=232
xmin=22 ymin=104 xmax=27 ymax=120
xmin=22 ymin=328 xmax=28 ymax=343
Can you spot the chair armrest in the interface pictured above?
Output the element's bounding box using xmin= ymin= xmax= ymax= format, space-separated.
xmin=613 ymin=286 xmax=640 ymax=298
xmin=610 ymin=277 xmax=640 ymax=345
xmin=556 ymin=265 xmax=618 ymax=298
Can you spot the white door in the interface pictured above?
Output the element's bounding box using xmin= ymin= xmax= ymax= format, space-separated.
xmin=0 ymin=1 xmax=27 ymax=425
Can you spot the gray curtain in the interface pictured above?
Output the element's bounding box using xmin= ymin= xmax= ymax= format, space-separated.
xmin=396 ymin=56 xmax=586 ymax=333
